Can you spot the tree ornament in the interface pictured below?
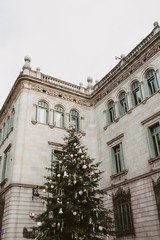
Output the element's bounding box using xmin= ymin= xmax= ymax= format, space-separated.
xmin=73 ymin=211 xmax=77 ymax=216
xmin=73 ymin=180 xmax=77 ymax=184
xmin=70 ymin=154 xmax=73 ymax=158
xmin=89 ymin=217 xmax=92 ymax=224
xmin=59 ymin=208 xmax=63 ymax=214
xmin=63 ymin=171 xmax=68 ymax=178
xmin=78 ymin=190 xmax=83 ymax=195
xmin=82 ymin=164 xmax=87 ymax=169
xmin=57 ymin=222 xmax=61 ymax=229
xmin=75 ymin=192 xmax=78 ymax=198
xmin=43 ymin=189 xmax=46 ymax=193
xmin=57 ymin=173 xmax=61 ymax=177
xmin=37 ymin=221 xmax=42 ymax=227
xmin=98 ymin=226 xmax=103 ymax=231
xmin=51 ymin=185 xmax=54 ymax=189
xmin=49 ymin=211 xmax=53 ymax=218
xmin=78 ymin=148 xmax=82 ymax=153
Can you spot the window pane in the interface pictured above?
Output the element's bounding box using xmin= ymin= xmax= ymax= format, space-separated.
xmin=55 ymin=112 xmax=63 ymax=127
xmin=38 ymin=108 xmax=47 ymax=123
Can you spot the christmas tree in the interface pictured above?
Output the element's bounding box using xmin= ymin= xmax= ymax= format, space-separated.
xmin=30 ymin=125 xmax=114 ymax=239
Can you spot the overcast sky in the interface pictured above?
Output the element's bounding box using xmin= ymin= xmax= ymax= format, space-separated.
xmin=0 ymin=0 xmax=160 ymax=109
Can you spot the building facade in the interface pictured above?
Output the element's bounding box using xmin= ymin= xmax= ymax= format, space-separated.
xmin=1 ymin=22 xmax=160 ymax=239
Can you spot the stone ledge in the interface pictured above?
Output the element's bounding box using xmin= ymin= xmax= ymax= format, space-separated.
xmin=148 ymin=155 xmax=160 ymax=165
xmin=110 ymin=169 xmax=128 ymax=180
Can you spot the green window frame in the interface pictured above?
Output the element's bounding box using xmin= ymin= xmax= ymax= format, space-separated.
xmin=143 ymin=70 xmax=158 ymax=97
xmin=106 ymin=101 xmax=116 ymax=124
xmin=147 ymin=122 xmax=160 ymax=158
xmin=130 ymin=81 xmax=142 ymax=107
xmin=111 ymin=143 xmax=125 ymax=175
xmin=118 ymin=92 xmax=128 ymax=116
xmin=54 ymin=105 xmax=65 ymax=128
xmin=37 ymin=101 xmax=49 ymax=124
xmin=69 ymin=109 xmax=80 ymax=131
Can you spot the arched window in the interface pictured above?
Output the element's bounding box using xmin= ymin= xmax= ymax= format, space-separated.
xmin=118 ymin=92 xmax=128 ymax=116
xmin=37 ymin=101 xmax=49 ymax=124
xmin=69 ymin=109 xmax=79 ymax=131
xmin=54 ymin=105 xmax=65 ymax=128
xmin=143 ymin=69 xmax=158 ymax=97
xmin=130 ymin=81 xmax=142 ymax=107
xmin=106 ymin=101 xmax=116 ymax=124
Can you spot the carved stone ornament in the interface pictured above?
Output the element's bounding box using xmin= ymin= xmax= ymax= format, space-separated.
xmin=23 ymin=227 xmax=35 ymax=239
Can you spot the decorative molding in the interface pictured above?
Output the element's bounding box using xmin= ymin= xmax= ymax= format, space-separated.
xmin=107 ymin=133 xmax=124 ymax=146
xmin=48 ymin=124 xmax=54 ymax=129
xmin=48 ymin=141 xmax=64 ymax=147
xmin=105 ymin=168 xmax=160 ymax=191
xmin=141 ymin=111 xmax=160 ymax=125
xmin=4 ymin=143 xmax=11 ymax=153
xmin=0 ymin=178 xmax=8 ymax=188
xmin=110 ymin=169 xmax=128 ymax=180
xmin=104 ymin=125 xmax=108 ymax=131
xmin=31 ymin=120 xmax=37 ymax=125
xmin=148 ymin=156 xmax=160 ymax=165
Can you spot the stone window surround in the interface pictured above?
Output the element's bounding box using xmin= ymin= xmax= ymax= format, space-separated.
xmin=32 ymin=104 xmax=84 ymax=132
xmin=107 ymin=133 xmax=128 ymax=179
xmin=104 ymin=87 xmax=160 ymax=131
xmin=141 ymin=111 xmax=160 ymax=165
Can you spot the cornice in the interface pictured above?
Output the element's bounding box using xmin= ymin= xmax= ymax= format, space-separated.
xmin=0 ymin=27 xmax=160 ymax=117
xmin=104 ymin=167 xmax=160 ymax=192
xmin=141 ymin=111 xmax=160 ymax=125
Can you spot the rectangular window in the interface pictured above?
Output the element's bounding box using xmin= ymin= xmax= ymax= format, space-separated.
xmin=113 ymin=188 xmax=135 ymax=237
xmin=51 ymin=149 xmax=63 ymax=175
xmin=0 ymin=197 xmax=5 ymax=239
xmin=111 ymin=143 xmax=125 ymax=175
xmin=153 ymin=177 xmax=160 ymax=221
xmin=147 ymin=122 xmax=160 ymax=158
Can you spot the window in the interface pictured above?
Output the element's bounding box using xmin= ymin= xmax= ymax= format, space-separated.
xmin=0 ymin=197 xmax=5 ymax=239
xmin=51 ymin=149 xmax=64 ymax=175
xmin=37 ymin=101 xmax=49 ymax=124
xmin=153 ymin=176 xmax=160 ymax=221
xmin=111 ymin=143 xmax=125 ymax=175
xmin=118 ymin=92 xmax=128 ymax=116
xmin=147 ymin=122 xmax=160 ymax=158
xmin=69 ymin=109 xmax=80 ymax=131
xmin=1 ymin=146 xmax=11 ymax=182
xmin=143 ymin=69 xmax=158 ymax=97
xmin=54 ymin=105 xmax=65 ymax=128
xmin=130 ymin=81 xmax=142 ymax=107
xmin=113 ymin=188 xmax=135 ymax=237
xmin=106 ymin=101 xmax=116 ymax=124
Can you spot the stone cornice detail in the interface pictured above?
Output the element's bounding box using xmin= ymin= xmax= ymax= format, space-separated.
xmin=92 ymin=37 xmax=160 ymax=105
xmin=141 ymin=111 xmax=160 ymax=125
xmin=104 ymin=167 xmax=160 ymax=191
xmin=48 ymin=141 xmax=64 ymax=147
xmin=0 ymin=28 xmax=160 ymax=116
xmin=107 ymin=133 xmax=124 ymax=146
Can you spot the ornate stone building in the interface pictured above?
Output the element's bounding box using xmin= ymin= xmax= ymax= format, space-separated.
xmin=1 ymin=22 xmax=160 ymax=239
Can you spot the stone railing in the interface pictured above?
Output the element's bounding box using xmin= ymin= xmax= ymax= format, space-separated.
xmin=41 ymin=74 xmax=81 ymax=92
xmin=94 ymin=29 xmax=156 ymax=90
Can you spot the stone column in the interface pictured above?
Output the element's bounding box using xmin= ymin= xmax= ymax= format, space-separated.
xmin=140 ymin=81 xmax=146 ymax=99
